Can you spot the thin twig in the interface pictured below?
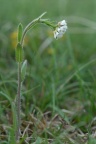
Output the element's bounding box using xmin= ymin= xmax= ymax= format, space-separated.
xmin=16 ymin=62 xmax=21 ymax=141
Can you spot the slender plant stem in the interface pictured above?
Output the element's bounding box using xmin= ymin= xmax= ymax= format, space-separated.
xmin=20 ymin=19 xmax=39 ymax=46
xmin=16 ymin=62 xmax=21 ymax=141
xmin=20 ymin=17 xmax=55 ymax=46
xmin=15 ymin=13 xmax=56 ymax=142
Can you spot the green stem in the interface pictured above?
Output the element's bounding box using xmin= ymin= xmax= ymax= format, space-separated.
xmin=21 ymin=18 xmax=40 ymax=46
xmin=16 ymin=62 xmax=21 ymax=141
xmin=21 ymin=18 xmax=56 ymax=46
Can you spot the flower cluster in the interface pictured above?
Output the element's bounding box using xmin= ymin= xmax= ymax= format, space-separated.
xmin=54 ymin=20 xmax=67 ymax=39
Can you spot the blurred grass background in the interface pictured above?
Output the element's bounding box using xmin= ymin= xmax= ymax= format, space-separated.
xmin=1 ymin=0 xmax=96 ymax=143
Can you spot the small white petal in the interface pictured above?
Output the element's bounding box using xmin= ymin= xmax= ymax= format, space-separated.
xmin=60 ymin=20 xmax=66 ymax=25
xmin=54 ymin=31 xmax=59 ymax=39
xmin=57 ymin=27 xmax=61 ymax=32
xmin=58 ymin=20 xmax=67 ymax=26
xmin=56 ymin=28 xmax=60 ymax=34
xmin=60 ymin=25 xmax=67 ymax=33
xmin=54 ymin=33 xmax=57 ymax=39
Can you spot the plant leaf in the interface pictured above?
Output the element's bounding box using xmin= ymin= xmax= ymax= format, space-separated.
xmin=18 ymin=23 xmax=23 ymax=42
xmin=15 ymin=43 xmax=24 ymax=62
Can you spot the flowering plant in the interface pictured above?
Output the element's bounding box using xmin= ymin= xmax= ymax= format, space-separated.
xmin=15 ymin=12 xmax=67 ymax=142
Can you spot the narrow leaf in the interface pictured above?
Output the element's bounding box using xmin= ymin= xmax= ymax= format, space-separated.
xmin=15 ymin=43 xmax=24 ymax=62
xmin=18 ymin=23 xmax=23 ymax=42
xmin=38 ymin=12 xmax=47 ymax=19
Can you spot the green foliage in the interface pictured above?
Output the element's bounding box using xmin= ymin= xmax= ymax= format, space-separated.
xmin=15 ymin=43 xmax=24 ymax=62
xmin=88 ymin=137 xmax=96 ymax=144
xmin=18 ymin=23 xmax=23 ymax=43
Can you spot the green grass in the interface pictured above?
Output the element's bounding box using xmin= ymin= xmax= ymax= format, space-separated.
xmin=1 ymin=0 xmax=96 ymax=143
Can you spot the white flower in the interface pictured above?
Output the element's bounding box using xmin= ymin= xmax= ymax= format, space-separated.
xmin=58 ymin=20 xmax=67 ymax=26
xmin=54 ymin=31 xmax=59 ymax=39
xmin=54 ymin=20 xmax=67 ymax=39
